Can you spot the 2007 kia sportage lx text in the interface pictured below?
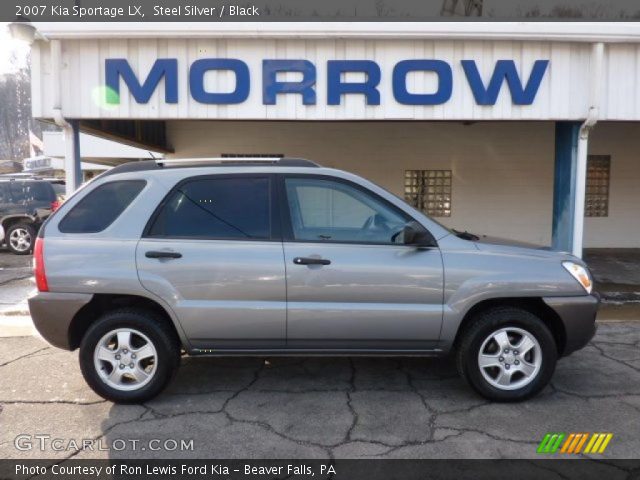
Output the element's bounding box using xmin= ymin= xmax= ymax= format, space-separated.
xmin=28 ymin=158 xmax=598 ymax=403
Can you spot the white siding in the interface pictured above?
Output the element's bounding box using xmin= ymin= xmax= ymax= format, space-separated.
xmin=168 ymin=120 xmax=556 ymax=245
xmin=586 ymin=122 xmax=640 ymax=248
xmin=32 ymin=38 xmax=606 ymax=121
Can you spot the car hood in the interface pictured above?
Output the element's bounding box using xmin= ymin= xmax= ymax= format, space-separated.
xmin=474 ymin=235 xmax=549 ymax=250
xmin=470 ymin=234 xmax=581 ymax=263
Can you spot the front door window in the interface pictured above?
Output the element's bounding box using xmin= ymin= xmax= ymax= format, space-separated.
xmin=284 ymin=177 xmax=409 ymax=244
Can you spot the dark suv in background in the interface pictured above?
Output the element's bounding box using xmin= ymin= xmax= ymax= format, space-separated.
xmin=0 ymin=178 xmax=59 ymax=254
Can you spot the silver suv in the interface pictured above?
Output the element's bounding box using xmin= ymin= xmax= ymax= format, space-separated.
xmin=29 ymin=158 xmax=598 ymax=403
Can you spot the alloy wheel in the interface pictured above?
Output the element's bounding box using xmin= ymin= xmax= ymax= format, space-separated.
xmin=93 ymin=328 xmax=158 ymax=391
xmin=9 ymin=228 xmax=32 ymax=252
xmin=477 ymin=327 xmax=542 ymax=391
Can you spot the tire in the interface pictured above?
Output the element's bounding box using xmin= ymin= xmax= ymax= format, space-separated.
xmin=455 ymin=306 xmax=557 ymax=402
xmin=6 ymin=222 xmax=36 ymax=255
xmin=79 ymin=308 xmax=180 ymax=403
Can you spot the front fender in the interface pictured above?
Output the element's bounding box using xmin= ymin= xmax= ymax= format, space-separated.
xmin=437 ymin=249 xmax=587 ymax=351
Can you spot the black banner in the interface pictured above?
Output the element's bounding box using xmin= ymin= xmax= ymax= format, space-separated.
xmin=4 ymin=0 xmax=640 ymax=22
xmin=1 ymin=460 xmax=640 ymax=480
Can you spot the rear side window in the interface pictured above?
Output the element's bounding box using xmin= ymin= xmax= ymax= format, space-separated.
xmin=147 ymin=176 xmax=271 ymax=240
xmin=59 ymin=180 xmax=146 ymax=233
xmin=0 ymin=184 xmax=9 ymax=202
xmin=7 ymin=182 xmax=54 ymax=203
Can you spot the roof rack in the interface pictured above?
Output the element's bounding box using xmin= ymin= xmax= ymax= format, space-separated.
xmin=100 ymin=157 xmax=320 ymax=179
xmin=155 ymin=157 xmax=320 ymax=168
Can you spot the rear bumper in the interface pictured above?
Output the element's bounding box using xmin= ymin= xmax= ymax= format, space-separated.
xmin=28 ymin=292 xmax=93 ymax=350
xmin=543 ymin=293 xmax=599 ymax=356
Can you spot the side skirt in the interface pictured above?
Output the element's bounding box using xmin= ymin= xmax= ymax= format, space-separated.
xmin=189 ymin=348 xmax=444 ymax=357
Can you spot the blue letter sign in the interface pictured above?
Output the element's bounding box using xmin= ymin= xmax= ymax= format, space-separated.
xmin=189 ymin=59 xmax=250 ymax=104
xmin=461 ymin=59 xmax=549 ymax=105
xmin=105 ymin=57 xmax=549 ymax=108
xmin=263 ymin=60 xmax=317 ymax=105
xmin=327 ymin=60 xmax=381 ymax=105
xmin=392 ymin=60 xmax=453 ymax=105
xmin=105 ymin=59 xmax=178 ymax=104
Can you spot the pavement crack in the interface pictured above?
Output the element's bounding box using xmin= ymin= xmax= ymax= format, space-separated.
xmin=436 ymin=426 xmax=540 ymax=446
xmin=0 ymin=346 xmax=50 ymax=367
xmin=20 ymin=407 xmax=151 ymax=479
xmin=344 ymin=358 xmax=358 ymax=443
xmin=218 ymin=359 xmax=334 ymax=456
xmin=590 ymin=342 xmax=640 ymax=373
xmin=403 ymin=363 xmax=438 ymax=441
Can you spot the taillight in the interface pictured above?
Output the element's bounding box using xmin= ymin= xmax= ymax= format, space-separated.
xmin=51 ymin=200 xmax=60 ymax=212
xmin=34 ymin=237 xmax=49 ymax=292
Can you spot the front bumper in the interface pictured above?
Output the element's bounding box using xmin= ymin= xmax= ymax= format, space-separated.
xmin=28 ymin=292 xmax=93 ymax=350
xmin=543 ymin=293 xmax=599 ymax=356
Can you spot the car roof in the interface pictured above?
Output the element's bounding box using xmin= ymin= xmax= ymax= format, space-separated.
xmin=0 ymin=178 xmax=51 ymax=183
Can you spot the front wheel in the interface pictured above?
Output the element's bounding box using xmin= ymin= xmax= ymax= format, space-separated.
xmin=456 ymin=307 xmax=557 ymax=402
xmin=79 ymin=309 xmax=180 ymax=403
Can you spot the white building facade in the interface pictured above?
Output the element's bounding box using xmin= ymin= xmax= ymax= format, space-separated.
xmin=26 ymin=22 xmax=640 ymax=252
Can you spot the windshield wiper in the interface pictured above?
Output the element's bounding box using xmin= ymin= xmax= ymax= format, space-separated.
xmin=452 ymin=229 xmax=480 ymax=241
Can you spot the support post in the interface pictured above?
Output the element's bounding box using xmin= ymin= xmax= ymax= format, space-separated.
xmin=572 ymin=130 xmax=590 ymax=258
xmin=552 ymin=122 xmax=580 ymax=253
xmin=63 ymin=120 xmax=81 ymax=197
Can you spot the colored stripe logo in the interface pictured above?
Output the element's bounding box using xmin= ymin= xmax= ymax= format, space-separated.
xmin=537 ymin=433 xmax=613 ymax=454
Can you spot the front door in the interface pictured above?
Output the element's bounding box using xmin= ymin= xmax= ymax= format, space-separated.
xmin=281 ymin=175 xmax=444 ymax=350
xmin=136 ymin=174 xmax=286 ymax=350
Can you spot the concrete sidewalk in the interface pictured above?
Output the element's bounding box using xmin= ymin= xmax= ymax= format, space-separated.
xmin=0 ymin=252 xmax=35 ymax=337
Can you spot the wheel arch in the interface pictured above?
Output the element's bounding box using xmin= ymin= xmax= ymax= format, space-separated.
xmin=452 ymin=297 xmax=567 ymax=356
xmin=1 ymin=214 xmax=38 ymax=230
xmin=68 ymin=294 xmax=188 ymax=351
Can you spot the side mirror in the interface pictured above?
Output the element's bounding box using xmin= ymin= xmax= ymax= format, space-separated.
xmin=403 ymin=222 xmax=436 ymax=247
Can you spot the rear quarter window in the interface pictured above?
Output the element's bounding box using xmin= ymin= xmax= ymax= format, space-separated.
xmin=58 ymin=180 xmax=146 ymax=234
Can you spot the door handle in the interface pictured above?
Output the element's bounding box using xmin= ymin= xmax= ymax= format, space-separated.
xmin=145 ymin=250 xmax=182 ymax=259
xmin=293 ymin=257 xmax=331 ymax=266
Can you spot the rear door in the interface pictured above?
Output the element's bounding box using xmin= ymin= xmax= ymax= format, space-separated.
xmin=280 ymin=175 xmax=444 ymax=351
xmin=136 ymin=174 xmax=286 ymax=350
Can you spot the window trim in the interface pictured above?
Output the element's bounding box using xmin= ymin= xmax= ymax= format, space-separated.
xmin=277 ymin=174 xmax=437 ymax=247
xmin=142 ymin=173 xmax=281 ymax=242
xmin=58 ymin=180 xmax=146 ymax=234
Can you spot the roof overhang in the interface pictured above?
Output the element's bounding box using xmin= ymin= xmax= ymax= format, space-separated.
xmin=31 ymin=22 xmax=640 ymax=43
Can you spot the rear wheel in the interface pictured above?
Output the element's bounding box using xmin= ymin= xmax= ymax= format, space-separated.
xmin=6 ymin=222 xmax=36 ymax=255
xmin=456 ymin=307 xmax=557 ymax=402
xmin=79 ymin=309 xmax=180 ymax=403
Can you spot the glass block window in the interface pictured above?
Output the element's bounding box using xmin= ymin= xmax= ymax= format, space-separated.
xmin=585 ymin=155 xmax=610 ymax=217
xmin=404 ymin=170 xmax=452 ymax=217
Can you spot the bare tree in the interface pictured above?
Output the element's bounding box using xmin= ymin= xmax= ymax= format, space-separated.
xmin=0 ymin=60 xmax=30 ymax=160
xmin=0 ymin=54 xmax=54 ymax=161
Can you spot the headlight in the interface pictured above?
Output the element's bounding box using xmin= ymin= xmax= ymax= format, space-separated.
xmin=562 ymin=261 xmax=593 ymax=294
